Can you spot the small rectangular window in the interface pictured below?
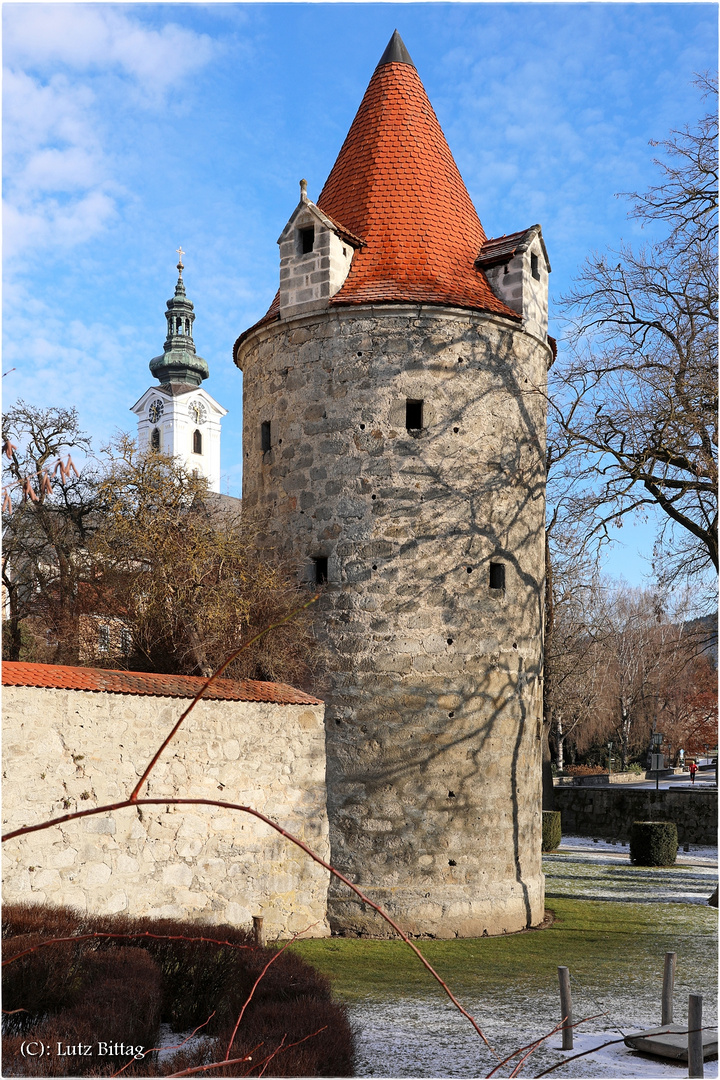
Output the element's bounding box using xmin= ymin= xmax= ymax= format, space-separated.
xmin=261 ymin=421 xmax=271 ymax=453
xmin=312 ymin=556 xmax=328 ymax=585
xmin=120 ymin=628 xmax=133 ymax=655
xmin=98 ymin=625 xmax=110 ymax=653
xmin=406 ymin=399 xmax=423 ymax=431
xmin=531 ymin=253 xmax=540 ymax=281
xmin=300 ymin=226 xmax=314 ymax=254
xmin=489 ymin=562 xmax=505 ymax=590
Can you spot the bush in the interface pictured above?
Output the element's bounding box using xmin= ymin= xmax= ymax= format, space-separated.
xmin=2 ymin=904 xmax=355 ymax=1077
xmin=564 ymin=764 xmax=608 ymax=777
xmin=542 ymin=810 xmax=562 ymax=852
xmin=629 ymin=821 xmax=678 ymax=866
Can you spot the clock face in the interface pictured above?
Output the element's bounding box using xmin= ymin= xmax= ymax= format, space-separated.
xmin=148 ymin=399 xmax=164 ymax=423
xmin=189 ymin=400 xmax=207 ymax=425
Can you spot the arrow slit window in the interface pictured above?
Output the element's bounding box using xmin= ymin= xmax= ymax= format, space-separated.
xmin=406 ymin=399 xmax=423 ymax=431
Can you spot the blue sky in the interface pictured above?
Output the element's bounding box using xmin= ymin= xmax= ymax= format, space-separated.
xmin=3 ymin=2 xmax=717 ymax=585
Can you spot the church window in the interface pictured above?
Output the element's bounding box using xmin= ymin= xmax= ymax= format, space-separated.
xmin=406 ymin=399 xmax=423 ymax=431
xmin=185 ymin=319 xmax=190 ymax=334
xmin=261 ymin=421 xmax=272 ymax=452
xmin=193 ymin=429 xmax=203 ymax=455
xmin=531 ymin=253 xmax=540 ymax=281
xmin=300 ymin=226 xmax=314 ymax=254
xmin=176 ymin=317 xmax=183 ymax=333
xmin=489 ymin=562 xmax=506 ymax=590
xmin=312 ymin=556 xmax=328 ymax=585
xmin=98 ymin=625 xmax=110 ymax=653
xmin=151 ymin=427 xmax=161 ymax=451
xmin=120 ymin=628 xmax=132 ymax=655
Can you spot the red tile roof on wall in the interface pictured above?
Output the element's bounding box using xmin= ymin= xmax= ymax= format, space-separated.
xmin=235 ymin=40 xmax=519 ymax=353
xmin=2 ymin=662 xmax=323 ymax=705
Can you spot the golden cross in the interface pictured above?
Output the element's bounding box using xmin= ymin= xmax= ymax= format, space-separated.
xmin=176 ymin=246 xmax=185 ymax=264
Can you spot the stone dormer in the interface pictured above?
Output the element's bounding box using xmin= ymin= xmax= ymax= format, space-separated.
xmin=277 ymin=180 xmax=364 ymax=320
xmin=476 ymin=225 xmax=550 ymax=341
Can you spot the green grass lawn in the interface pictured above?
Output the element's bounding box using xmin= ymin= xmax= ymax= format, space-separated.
xmin=292 ymin=898 xmax=717 ymax=1016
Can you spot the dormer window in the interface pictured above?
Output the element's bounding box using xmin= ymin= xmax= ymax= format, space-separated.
xmin=300 ymin=226 xmax=314 ymax=254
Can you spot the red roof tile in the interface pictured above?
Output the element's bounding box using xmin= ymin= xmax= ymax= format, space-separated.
xmin=316 ymin=60 xmax=516 ymax=315
xmin=235 ymin=47 xmax=519 ymax=354
xmin=475 ymin=229 xmax=535 ymax=268
xmin=2 ymin=662 xmax=323 ymax=705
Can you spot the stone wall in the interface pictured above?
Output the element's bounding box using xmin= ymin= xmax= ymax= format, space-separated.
xmin=553 ymin=787 xmax=718 ymax=845
xmin=237 ymin=302 xmax=550 ymax=937
xmin=2 ymin=685 xmax=330 ymax=938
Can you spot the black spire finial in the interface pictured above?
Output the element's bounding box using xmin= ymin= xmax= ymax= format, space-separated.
xmin=376 ymin=30 xmax=414 ymax=69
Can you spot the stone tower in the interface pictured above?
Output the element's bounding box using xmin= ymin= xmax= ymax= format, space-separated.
xmin=131 ymin=257 xmax=227 ymax=492
xmin=234 ymin=31 xmax=550 ymax=937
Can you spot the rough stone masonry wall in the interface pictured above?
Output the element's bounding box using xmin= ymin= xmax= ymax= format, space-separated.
xmin=553 ymin=787 xmax=718 ymax=846
xmin=238 ymin=303 xmax=550 ymax=938
xmin=2 ymin=685 xmax=330 ymax=938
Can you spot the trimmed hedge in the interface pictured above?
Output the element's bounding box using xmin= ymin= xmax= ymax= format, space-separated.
xmin=630 ymin=820 xmax=678 ymax=866
xmin=2 ymin=903 xmax=355 ymax=1077
xmin=542 ymin=810 xmax=562 ymax=852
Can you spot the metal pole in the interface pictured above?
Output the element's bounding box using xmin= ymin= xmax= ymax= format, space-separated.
xmin=558 ymin=966 xmax=573 ymax=1050
xmin=662 ymin=952 xmax=676 ymax=1024
xmin=688 ymin=993 xmax=703 ymax=1078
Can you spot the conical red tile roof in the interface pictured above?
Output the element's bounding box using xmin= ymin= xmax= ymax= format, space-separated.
xmin=235 ymin=34 xmax=518 ymax=353
xmin=316 ymin=42 xmax=516 ymax=316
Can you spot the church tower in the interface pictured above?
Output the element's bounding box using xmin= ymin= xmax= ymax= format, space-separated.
xmin=234 ymin=32 xmax=550 ymax=937
xmin=131 ymin=255 xmax=227 ymax=492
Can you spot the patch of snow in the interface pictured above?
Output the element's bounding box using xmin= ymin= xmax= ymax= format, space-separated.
xmin=539 ymin=1031 xmax=719 ymax=1080
xmin=559 ymin=837 xmax=717 ymax=864
xmin=155 ymin=1022 xmax=217 ymax=1064
xmin=349 ymin=1002 xmax=719 ymax=1078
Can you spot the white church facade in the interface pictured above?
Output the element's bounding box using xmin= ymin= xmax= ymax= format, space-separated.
xmin=131 ymin=255 xmax=226 ymax=492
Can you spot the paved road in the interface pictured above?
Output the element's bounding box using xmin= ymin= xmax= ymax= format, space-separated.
xmin=617 ymin=769 xmax=717 ymax=791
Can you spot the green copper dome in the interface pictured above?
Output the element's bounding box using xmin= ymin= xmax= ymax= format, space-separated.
xmin=149 ymin=260 xmax=209 ymax=387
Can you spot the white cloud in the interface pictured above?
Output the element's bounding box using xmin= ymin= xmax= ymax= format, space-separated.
xmin=3 ymin=6 xmax=214 ymax=96
xmin=3 ymin=7 xmax=215 ymax=261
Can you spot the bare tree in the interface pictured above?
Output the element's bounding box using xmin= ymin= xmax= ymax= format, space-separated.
xmin=568 ymin=585 xmax=715 ymax=769
xmin=3 ymin=407 xmax=318 ymax=685
xmin=552 ymin=75 xmax=718 ymax=593
xmin=543 ymin=526 xmax=610 ymax=772
xmin=89 ymin=436 xmax=319 ymax=685
xmin=2 ymin=402 xmax=100 ymax=663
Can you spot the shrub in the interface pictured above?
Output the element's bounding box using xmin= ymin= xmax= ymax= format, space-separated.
xmin=629 ymin=821 xmax=678 ymax=866
xmin=2 ymin=904 xmax=354 ymax=1077
xmin=564 ymin=765 xmax=607 ymax=777
xmin=542 ymin=810 xmax=562 ymax=852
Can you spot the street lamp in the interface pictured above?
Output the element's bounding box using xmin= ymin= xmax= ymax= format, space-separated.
xmin=651 ymin=732 xmax=664 ymax=791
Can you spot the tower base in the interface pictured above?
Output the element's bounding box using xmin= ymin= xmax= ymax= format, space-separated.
xmin=327 ymin=877 xmax=546 ymax=939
